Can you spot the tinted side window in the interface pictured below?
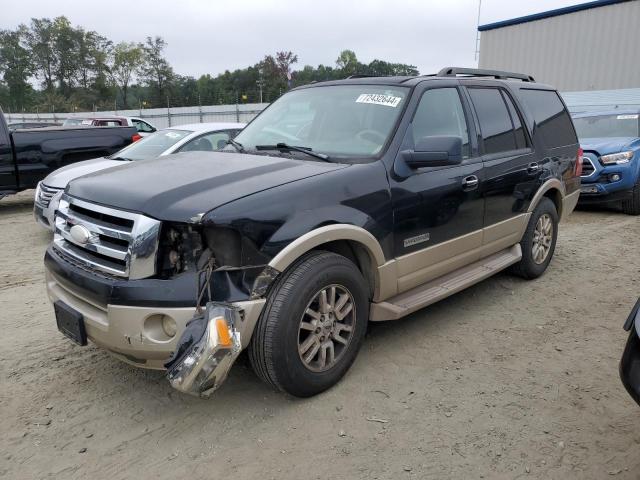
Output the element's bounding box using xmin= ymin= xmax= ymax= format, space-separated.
xmin=412 ymin=88 xmax=470 ymax=158
xmin=468 ymin=88 xmax=517 ymax=155
xmin=179 ymin=131 xmax=231 ymax=152
xmin=133 ymin=119 xmax=155 ymax=133
xmin=501 ymin=91 xmax=527 ymax=149
xmin=518 ymin=89 xmax=577 ymax=147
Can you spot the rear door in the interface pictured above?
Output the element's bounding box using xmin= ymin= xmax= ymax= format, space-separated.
xmin=390 ymin=84 xmax=484 ymax=292
xmin=0 ymin=115 xmax=17 ymax=191
xmin=464 ymin=85 xmax=537 ymax=247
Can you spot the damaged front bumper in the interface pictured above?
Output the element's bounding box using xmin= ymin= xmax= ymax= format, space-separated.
xmin=165 ymin=303 xmax=243 ymax=397
xmin=45 ymin=262 xmax=265 ymax=374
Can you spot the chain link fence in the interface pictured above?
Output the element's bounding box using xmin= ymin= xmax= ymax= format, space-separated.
xmin=5 ymin=103 xmax=270 ymax=129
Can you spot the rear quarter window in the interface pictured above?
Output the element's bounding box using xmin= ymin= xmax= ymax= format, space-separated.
xmin=519 ymin=89 xmax=577 ymax=148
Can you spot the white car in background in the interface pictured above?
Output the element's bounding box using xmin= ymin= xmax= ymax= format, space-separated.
xmin=34 ymin=122 xmax=245 ymax=230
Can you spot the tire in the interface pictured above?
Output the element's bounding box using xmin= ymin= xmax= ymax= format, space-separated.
xmin=622 ymin=183 xmax=640 ymax=215
xmin=248 ymin=251 xmax=369 ymax=397
xmin=511 ymin=197 xmax=559 ymax=280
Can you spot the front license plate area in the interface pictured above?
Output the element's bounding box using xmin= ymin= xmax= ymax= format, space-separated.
xmin=54 ymin=301 xmax=87 ymax=346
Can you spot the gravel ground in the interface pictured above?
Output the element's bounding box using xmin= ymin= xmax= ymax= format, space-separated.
xmin=1 ymin=190 xmax=639 ymax=480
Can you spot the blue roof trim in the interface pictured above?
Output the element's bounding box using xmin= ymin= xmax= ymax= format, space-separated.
xmin=478 ymin=0 xmax=631 ymax=31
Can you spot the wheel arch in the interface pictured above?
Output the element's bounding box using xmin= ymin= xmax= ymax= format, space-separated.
xmin=268 ymin=224 xmax=387 ymax=301
xmin=528 ymin=179 xmax=565 ymax=219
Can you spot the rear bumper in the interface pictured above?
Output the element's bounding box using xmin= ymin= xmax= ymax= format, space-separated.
xmin=620 ymin=327 xmax=640 ymax=406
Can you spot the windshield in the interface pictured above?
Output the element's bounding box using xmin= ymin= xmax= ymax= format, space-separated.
xmin=110 ymin=129 xmax=192 ymax=161
xmin=573 ymin=114 xmax=639 ymax=139
xmin=233 ymin=85 xmax=409 ymax=159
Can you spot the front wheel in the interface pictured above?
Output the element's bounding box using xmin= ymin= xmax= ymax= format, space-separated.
xmin=622 ymin=183 xmax=640 ymax=215
xmin=512 ymin=197 xmax=559 ymax=279
xmin=248 ymin=251 xmax=369 ymax=397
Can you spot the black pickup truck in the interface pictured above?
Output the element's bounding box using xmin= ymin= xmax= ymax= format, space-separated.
xmin=45 ymin=68 xmax=582 ymax=397
xmin=0 ymin=110 xmax=138 ymax=199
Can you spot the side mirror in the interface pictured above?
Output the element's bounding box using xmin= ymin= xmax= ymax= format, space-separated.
xmin=402 ymin=135 xmax=463 ymax=168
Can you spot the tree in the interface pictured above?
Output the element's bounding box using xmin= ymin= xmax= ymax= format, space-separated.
xmin=336 ymin=49 xmax=359 ymax=76
xmin=50 ymin=16 xmax=81 ymax=95
xmin=364 ymin=59 xmax=419 ymax=77
xmin=78 ymin=30 xmax=111 ymax=91
xmin=275 ymin=51 xmax=298 ymax=82
xmin=23 ymin=18 xmax=57 ymax=92
xmin=108 ymin=42 xmax=142 ymax=109
xmin=139 ymin=36 xmax=174 ymax=106
xmin=0 ymin=28 xmax=32 ymax=110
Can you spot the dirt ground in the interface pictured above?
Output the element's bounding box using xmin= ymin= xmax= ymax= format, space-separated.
xmin=1 ymin=190 xmax=639 ymax=480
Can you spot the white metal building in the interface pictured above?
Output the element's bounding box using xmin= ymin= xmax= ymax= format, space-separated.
xmin=478 ymin=0 xmax=640 ymax=91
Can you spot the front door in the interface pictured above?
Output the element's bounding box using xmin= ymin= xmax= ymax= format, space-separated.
xmin=389 ymin=86 xmax=485 ymax=293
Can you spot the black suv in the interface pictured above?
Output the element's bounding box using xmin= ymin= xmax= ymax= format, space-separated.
xmin=45 ymin=68 xmax=581 ymax=397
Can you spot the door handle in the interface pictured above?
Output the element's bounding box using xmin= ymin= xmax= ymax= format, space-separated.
xmin=462 ymin=175 xmax=479 ymax=190
xmin=527 ymin=162 xmax=540 ymax=174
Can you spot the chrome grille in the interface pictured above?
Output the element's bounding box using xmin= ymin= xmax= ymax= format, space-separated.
xmin=37 ymin=183 xmax=63 ymax=207
xmin=581 ymin=156 xmax=596 ymax=177
xmin=53 ymin=194 xmax=161 ymax=279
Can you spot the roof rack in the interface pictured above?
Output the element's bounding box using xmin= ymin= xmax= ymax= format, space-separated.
xmin=437 ymin=67 xmax=535 ymax=82
xmin=346 ymin=74 xmax=379 ymax=79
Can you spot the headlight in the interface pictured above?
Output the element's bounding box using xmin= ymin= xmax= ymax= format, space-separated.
xmin=165 ymin=303 xmax=242 ymax=397
xmin=158 ymin=223 xmax=204 ymax=277
xmin=34 ymin=182 xmax=42 ymax=202
xmin=601 ymin=151 xmax=634 ymax=165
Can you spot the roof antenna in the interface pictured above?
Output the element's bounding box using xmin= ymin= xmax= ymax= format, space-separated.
xmin=475 ymin=0 xmax=483 ymax=64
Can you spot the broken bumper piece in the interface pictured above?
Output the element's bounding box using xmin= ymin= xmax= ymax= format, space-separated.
xmin=165 ymin=302 xmax=242 ymax=397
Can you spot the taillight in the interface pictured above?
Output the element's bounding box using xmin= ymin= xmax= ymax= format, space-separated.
xmin=132 ymin=134 xmax=142 ymax=142
xmin=575 ymin=147 xmax=583 ymax=177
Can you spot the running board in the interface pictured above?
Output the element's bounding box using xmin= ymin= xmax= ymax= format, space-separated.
xmin=370 ymin=244 xmax=522 ymax=321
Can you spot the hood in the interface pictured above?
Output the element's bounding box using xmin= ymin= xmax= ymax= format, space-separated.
xmin=580 ymin=137 xmax=638 ymax=156
xmin=67 ymin=151 xmax=348 ymax=222
xmin=43 ymin=157 xmax=124 ymax=189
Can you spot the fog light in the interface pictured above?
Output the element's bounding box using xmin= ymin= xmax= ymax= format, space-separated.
xmin=162 ymin=316 xmax=177 ymax=337
xmin=610 ymin=174 xmax=621 ymax=182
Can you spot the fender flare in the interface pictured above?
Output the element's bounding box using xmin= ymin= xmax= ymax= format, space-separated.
xmin=268 ymin=224 xmax=387 ymax=272
xmin=528 ymin=178 xmax=565 ymax=218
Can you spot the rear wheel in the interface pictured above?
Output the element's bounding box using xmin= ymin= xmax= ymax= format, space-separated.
xmin=512 ymin=197 xmax=559 ymax=279
xmin=248 ymin=251 xmax=369 ymax=397
xmin=622 ymin=183 xmax=640 ymax=215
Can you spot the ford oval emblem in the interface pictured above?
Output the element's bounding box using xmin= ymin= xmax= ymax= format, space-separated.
xmin=70 ymin=224 xmax=92 ymax=245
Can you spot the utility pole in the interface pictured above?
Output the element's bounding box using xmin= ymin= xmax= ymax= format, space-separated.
xmin=167 ymin=95 xmax=171 ymax=127
xmin=475 ymin=0 xmax=483 ymax=64
xmin=256 ymin=68 xmax=265 ymax=104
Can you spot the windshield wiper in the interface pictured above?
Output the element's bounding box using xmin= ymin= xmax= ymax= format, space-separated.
xmin=109 ymin=155 xmax=132 ymax=161
xmin=255 ymin=143 xmax=330 ymax=162
xmin=226 ymin=138 xmax=245 ymax=152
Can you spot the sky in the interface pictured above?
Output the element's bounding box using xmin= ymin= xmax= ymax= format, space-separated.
xmin=1 ymin=0 xmax=582 ymax=78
